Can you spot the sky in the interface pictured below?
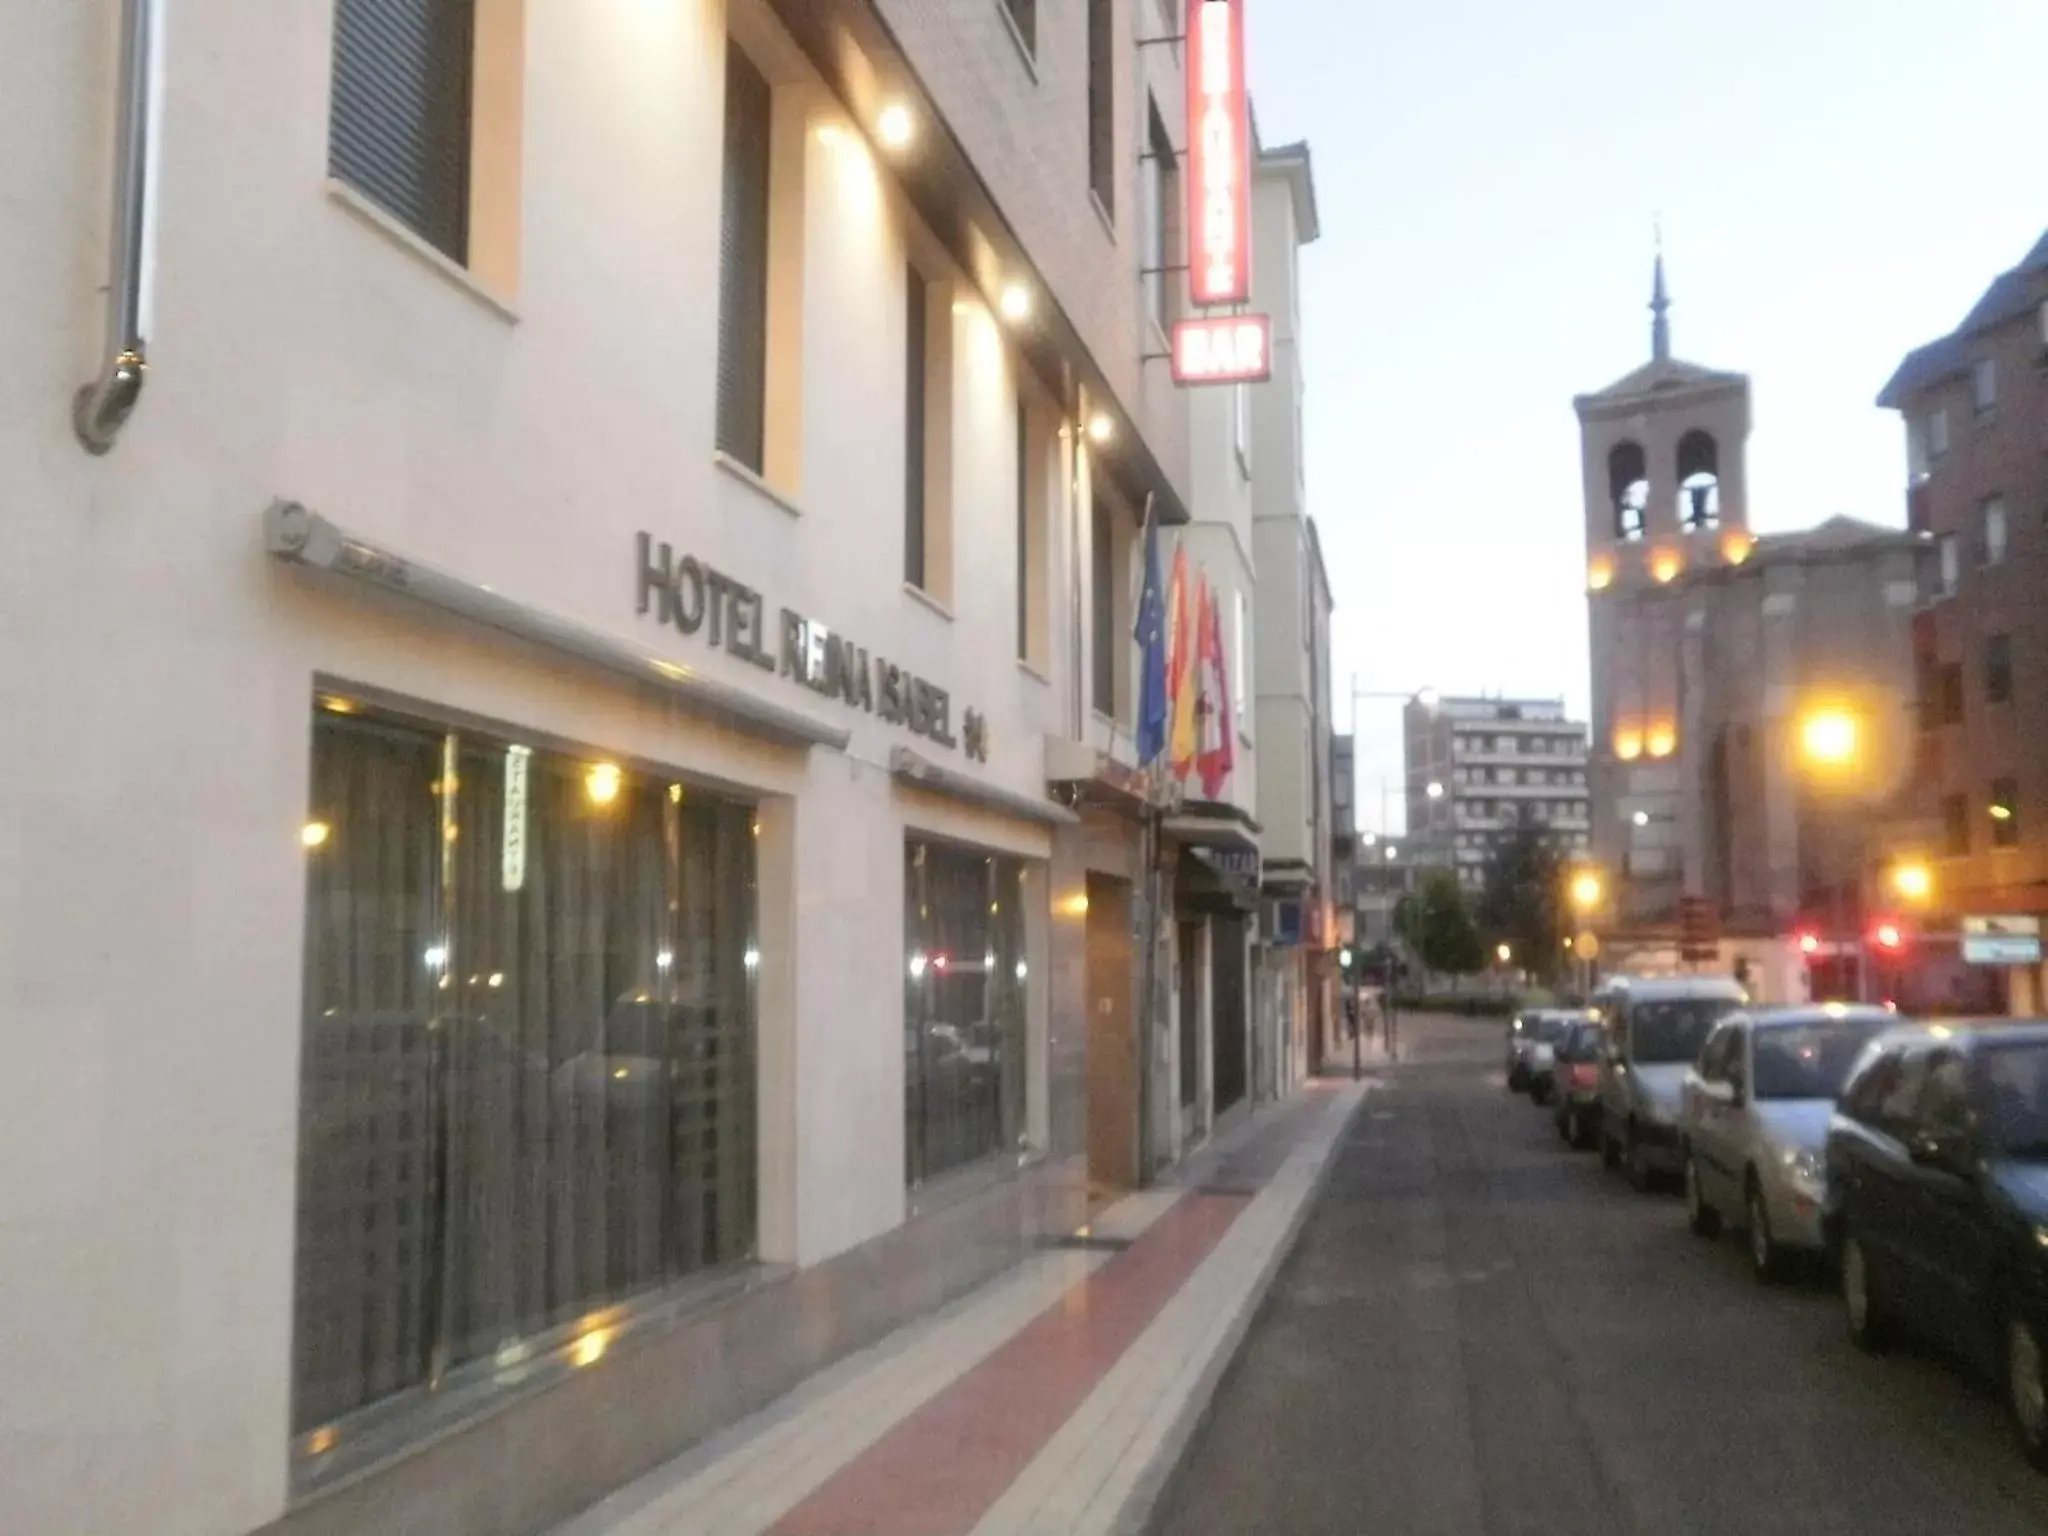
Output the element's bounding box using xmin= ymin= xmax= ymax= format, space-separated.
xmin=1245 ymin=0 xmax=2048 ymax=836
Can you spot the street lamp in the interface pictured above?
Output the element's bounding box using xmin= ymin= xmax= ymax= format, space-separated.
xmin=1496 ymin=943 xmax=1512 ymax=964
xmin=1890 ymin=861 xmax=1933 ymax=904
xmin=1799 ymin=708 xmax=1859 ymax=769
xmin=1425 ymin=781 xmax=1445 ymax=800
xmin=1570 ymin=871 xmax=1603 ymax=911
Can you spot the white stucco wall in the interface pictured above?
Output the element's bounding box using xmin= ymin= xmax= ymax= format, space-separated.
xmin=0 ymin=3 xmax=1094 ymax=1531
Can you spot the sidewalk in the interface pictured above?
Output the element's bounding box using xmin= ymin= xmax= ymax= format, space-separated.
xmin=553 ymin=1080 xmax=1368 ymax=1536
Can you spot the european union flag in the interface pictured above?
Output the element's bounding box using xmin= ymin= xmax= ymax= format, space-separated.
xmin=1134 ymin=496 xmax=1168 ymax=766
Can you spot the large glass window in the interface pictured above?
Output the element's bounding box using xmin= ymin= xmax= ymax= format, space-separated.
xmin=293 ymin=703 xmax=758 ymax=1436
xmin=904 ymin=840 xmax=1029 ymax=1184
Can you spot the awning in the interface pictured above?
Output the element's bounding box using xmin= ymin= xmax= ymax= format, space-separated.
xmin=891 ymin=745 xmax=1079 ymax=827
xmin=264 ymin=501 xmax=850 ymax=754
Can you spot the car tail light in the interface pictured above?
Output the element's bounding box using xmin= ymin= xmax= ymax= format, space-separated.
xmin=1570 ymin=1064 xmax=1599 ymax=1089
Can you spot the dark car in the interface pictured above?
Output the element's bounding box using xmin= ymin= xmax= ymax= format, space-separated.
xmin=1550 ymin=1018 xmax=1607 ymax=1149
xmin=1825 ymin=1021 xmax=2048 ymax=1470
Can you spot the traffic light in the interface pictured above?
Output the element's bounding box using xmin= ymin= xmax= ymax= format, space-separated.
xmin=1871 ymin=920 xmax=1905 ymax=955
xmin=1795 ymin=930 xmax=1820 ymax=957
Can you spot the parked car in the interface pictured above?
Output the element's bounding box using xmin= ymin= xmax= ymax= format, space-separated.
xmin=1527 ymin=1009 xmax=1590 ymax=1105
xmin=1826 ymin=1021 xmax=2048 ymax=1470
xmin=1551 ymin=1018 xmax=1607 ymax=1149
xmin=1681 ymin=1004 xmax=1894 ymax=1281
xmin=1505 ymin=1009 xmax=1571 ymax=1095
xmin=1592 ymin=975 xmax=1747 ymax=1190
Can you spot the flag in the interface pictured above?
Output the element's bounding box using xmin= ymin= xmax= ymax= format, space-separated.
xmin=1133 ymin=497 xmax=1168 ymax=766
xmin=1166 ymin=546 xmax=1198 ymax=779
xmin=1197 ymin=577 xmax=1236 ymax=799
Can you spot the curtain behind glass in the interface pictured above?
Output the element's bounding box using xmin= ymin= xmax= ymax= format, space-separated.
xmin=294 ymin=712 xmax=444 ymax=1432
xmin=294 ymin=707 xmax=758 ymax=1433
xmin=904 ymin=842 xmax=1028 ymax=1185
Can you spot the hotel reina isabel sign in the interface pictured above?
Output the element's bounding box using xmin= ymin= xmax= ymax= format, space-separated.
xmin=1174 ymin=0 xmax=1272 ymax=389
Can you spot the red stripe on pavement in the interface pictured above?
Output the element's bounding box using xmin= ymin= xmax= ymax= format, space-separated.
xmin=766 ymin=1191 xmax=1250 ymax=1536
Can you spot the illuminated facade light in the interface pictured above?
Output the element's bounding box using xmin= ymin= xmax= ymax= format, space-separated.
xmin=1587 ymin=558 xmax=1613 ymax=592
xmin=998 ymin=283 xmax=1032 ymax=323
xmin=1646 ymin=725 xmax=1677 ymax=759
xmin=1650 ymin=551 xmax=1682 ymax=584
xmin=876 ymin=102 xmax=915 ymax=150
xmin=1891 ymin=863 xmax=1932 ymax=902
xmin=1086 ymin=413 xmax=1115 ymax=445
xmin=1722 ymin=533 xmax=1756 ymax=565
xmin=300 ymin=820 xmax=332 ymax=849
xmin=1614 ymin=729 xmax=1643 ymax=761
xmin=585 ymin=762 xmax=623 ymax=805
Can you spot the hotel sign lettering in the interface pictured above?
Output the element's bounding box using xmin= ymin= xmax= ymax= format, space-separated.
xmin=635 ymin=534 xmax=989 ymax=762
xmin=1186 ymin=0 xmax=1251 ymax=307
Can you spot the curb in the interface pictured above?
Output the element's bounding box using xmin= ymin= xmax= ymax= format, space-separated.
xmin=1105 ymin=1082 xmax=1374 ymax=1536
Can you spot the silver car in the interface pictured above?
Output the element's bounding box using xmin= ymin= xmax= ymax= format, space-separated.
xmin=1594 ymin=975 xmax=1748 ymax=1190
xmin=1681 ymin=1005 xmax=1894 ymax=1281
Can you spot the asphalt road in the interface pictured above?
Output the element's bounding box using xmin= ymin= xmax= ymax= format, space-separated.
xmin=1149 ymin=1013 xmax=2048 ymax=1536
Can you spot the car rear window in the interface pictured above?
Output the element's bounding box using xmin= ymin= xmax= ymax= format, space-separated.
xmin=1630 ymin=998 xmax=1739 ymax=1064
xmin=1751 ymin=1018 xmax=1889 ymax=1100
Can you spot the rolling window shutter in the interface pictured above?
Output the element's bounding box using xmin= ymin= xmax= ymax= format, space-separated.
xmin=329 ymin=0 xmax=475 ymax=263
xmin=717 ymin=43 xmax=773 ymax=473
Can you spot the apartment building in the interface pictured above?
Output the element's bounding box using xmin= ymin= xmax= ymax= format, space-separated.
xmin=1879 ymin=227 xmax=2048 ymax=1012
xmin=0 ymin=2 xmax=1240 ymax=1533
xmin=1248 ymin=133 xmax=1333 ymax=1095
xmin=1404 ymin=697 xmax=1591 ymax=892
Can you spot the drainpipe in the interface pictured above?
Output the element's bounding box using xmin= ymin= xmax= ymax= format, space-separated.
xmin=74 ymin=0 xmax=162 ymax=455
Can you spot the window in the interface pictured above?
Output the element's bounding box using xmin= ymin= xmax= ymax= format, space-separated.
xmin=1091 ymin=498 xmax=1116 ymax=716
xmin=1232 ymin=384 xmax=1252 ymax=478
xmin=1973 ymin=357 xmax=1998 ymax=415
xmin=1991 ymin=777 xmax=2020 ymax=847
xmin=1142 ymin=101 xmax=1178 ymax=332
xmin=1937 ymin=532 xmax=1960 ymax=596
xmin=1016 ymin=397 xmax=1030 ymax=660
xmin=330 ymin=0 xmax=474 ymax=261
xmin=1940 ymin=663 xmax=1964 ymax=725
xmin=1086 ymin=0 xmax=1114 ymax=217
xmin=1986 ymin=633 xmax=2013 ymax=704
xmin=1917 ymin=1053 xmax=1975 ymax=1143
xmin=904 ymin=841 xmax=1028 ymax=1184
xmin=1929 ymin=407 xmax=1951 ymax=460
xmin=716 ymin=41 xmax=774 ymax=473
xmin=293 ymin=703 xmax=758 ymax=1434
xmin=1980 ymin=497 xmax=2008 ymax=566
xmin=1676 ymin=430 xmax=1721 ymax=532
xmin=1907 ymin=417 xmax=1930 ymax=484
xmin=1841 ymin=1048 xmax=1902 ymax=1127
xmin=1874 ymin=1050 xmax=1931 ymax=1138
xmin=1608 ymin=441 xmax=1648 ymax=541
xmin=904 ymin=265 xmax=928 ymax=587
xmin=999 ymin=0 xmax=1036 ymax=54
xmin=1944 ymin=793 xmax=1970 ymax=856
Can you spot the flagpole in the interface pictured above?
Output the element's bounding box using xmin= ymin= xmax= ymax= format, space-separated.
xmin=1132 ymin=495 xmax=1162 ymax=1186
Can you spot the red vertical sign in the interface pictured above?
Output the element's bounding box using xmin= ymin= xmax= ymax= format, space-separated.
xmin=1186 ymin=0 xmax=1250 ymax=307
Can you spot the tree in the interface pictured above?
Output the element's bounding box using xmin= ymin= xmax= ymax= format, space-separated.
xmin=1476 ymin=823 xmax=1565 ymax=983
xmin=1401 ymin=867 xmax=1486 ymax=979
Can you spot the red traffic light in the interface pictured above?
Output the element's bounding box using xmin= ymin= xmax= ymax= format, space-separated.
xmin=1871 ymin=921 xmax=1905 ymax=953
xmin=1796 ymin=930 xmax=1820 ymax=956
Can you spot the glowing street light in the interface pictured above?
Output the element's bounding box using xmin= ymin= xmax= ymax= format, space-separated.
xmin=1496 ymin=943 xmax=1512 ymax=964
xmin=1570 ymin=871 xmax=1603 ymax=911
xmin=1425 ymin=781 xmax=1445 ymax=800
xmin=1891 ymin=862 xmax=1933 ymax=904
xmin=1799 ymin=709 xmax=1859 ymax=769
